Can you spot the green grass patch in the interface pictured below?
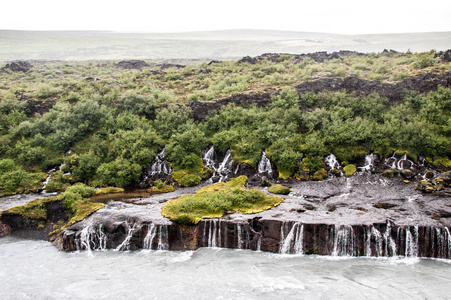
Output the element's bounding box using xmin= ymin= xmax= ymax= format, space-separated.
xmin=149 ymin=180 xmax=176 ymax=193
xmin=161 ymin=176 xmax=283 ymax=224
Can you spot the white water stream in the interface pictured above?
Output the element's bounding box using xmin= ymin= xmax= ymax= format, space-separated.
xmin=1 ymin=237 xmax=451 ymax=299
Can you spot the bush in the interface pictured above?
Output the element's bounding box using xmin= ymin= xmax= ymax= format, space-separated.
xmin=177 ymin=174 xmax=202 ymax=187
xmin=312 ymin=169 xmax=328 ymax=181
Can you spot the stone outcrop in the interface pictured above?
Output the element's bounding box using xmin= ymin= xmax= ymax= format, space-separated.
xmin=295 ymin=71 xmax=451 ymax=103
xmin=1 ymin=61 xmax=32 ymax=72
xmin=116 ymin=60 xmax=149 ymax=69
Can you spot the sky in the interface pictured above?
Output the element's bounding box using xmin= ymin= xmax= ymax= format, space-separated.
xmin=1 ymin=0 xmax=451 ymax=35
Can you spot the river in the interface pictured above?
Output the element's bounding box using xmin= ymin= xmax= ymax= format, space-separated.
xmin=1 ymin=236 xmax=450 ymax=299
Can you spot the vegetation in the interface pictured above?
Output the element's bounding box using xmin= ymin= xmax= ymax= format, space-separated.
xmin=0 ymin=50 xmax=450 ymax=195
xmin=4 ymin=183 xmax=105 ymax=235
xmin=161 ymin=176 xmax=284 ymax=224
xmin=268 ymin=184 xmax=291 ymax=195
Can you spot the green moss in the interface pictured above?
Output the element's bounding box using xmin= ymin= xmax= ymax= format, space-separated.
xmin=149 ymin=180 xmax=176 ymax=193
xmin=343 ymin=164 xmax=357 ymax=176
xmin=95 ymin=187 xmax=125 ymax=194
xmin=432 ymin=157 xmax=451 ymax=168
xmin=6 ymin=196 xmax=58 ymax=220
xmin=382 ymin=169 xmax=398 ymax=178
xmin=268 ymin=184 xmax=291 ymax=195
xmin=278 ymin=170 xmax=292 ymax=180
xmin=312 ymin=168 xmax=328 ymax=181
xmin=161 ymin=176 xmax=284 ymax=224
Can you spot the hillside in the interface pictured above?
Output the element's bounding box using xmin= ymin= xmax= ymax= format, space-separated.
xmin=0 ymin=50 xmax=450 ymax=197
xmin=1 ymin=30 xmax=450 ymax=61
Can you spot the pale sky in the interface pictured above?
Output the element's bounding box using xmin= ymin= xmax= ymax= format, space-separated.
xmin=2 ymin=0 xmax=451 ymax=34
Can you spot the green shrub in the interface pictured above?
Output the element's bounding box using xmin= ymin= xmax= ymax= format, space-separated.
xmin=312 ymin=168 xmax=328 ymax=181
xmin=177 ymin=174 xmax=202 ymax=187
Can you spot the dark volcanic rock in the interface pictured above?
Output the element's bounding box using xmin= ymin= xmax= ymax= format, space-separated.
xmin=1 ymin=61 xmax=32 ymax=72
xmin=116 ymin=60 xmax=149 ymax=70
xmin=295 ymin=71 xmax=451 ymax=103
xmin=435 ymin=49 xmax=451 ymax=62
xmin=189 ymin=92 xmax=271 ymax=121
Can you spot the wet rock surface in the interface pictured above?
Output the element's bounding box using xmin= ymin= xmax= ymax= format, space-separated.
xmin=55 ymin=173 xmax=451 ymax=258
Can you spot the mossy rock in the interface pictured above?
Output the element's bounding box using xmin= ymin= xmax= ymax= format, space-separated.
xmin=268 ymin=184 xmax=291 ymax=195
xmin=200 ymin=168 xmax=213 ymax=180
xmin=161 ymin=176 xmax=284 ymax=225
xmin=331 ymin=168 xmax=340 ymax=175
xmin=425 ymin=170 xmax=435 ymax=178
xmin=312 ymin=169 xmax=328 ymax=181
xmin=382 ymin=169 xmax=398 ymax=178
xmin=95 ymin=187 xmax=125 ymax=194
xmin=343 ymin=164 xmax=357 ymax=177
xmin=400 ymin=169 xmax=414 ymax=179
xmin=149 ymin=179 xmax=176 ymax=193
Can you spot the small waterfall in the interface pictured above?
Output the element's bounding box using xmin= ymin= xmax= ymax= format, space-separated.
xmin=405 ymin=226 xmax=419 ymax=258
xmin=143 ymin=223 xmax=169 ymax=250
xmin=76 ymin=224 xmax=107 ymax=251
xmin=325 ymin=154 xmax=341 ymax=174
xmin=142 ymin=148 xmax=172 ymax=183
xmin=203 ymin=219 xmax=222 ymax=248
xmin=257 ymin=151 xmax=273 ymax=176
xmin=384 ymin=152 xmax=415 ymax=171
xmin=365 ymin=226 xmax=383 ymax=257
xmin=383 ymin=221 xmax=397 ymax=256
xmin=436 ymin=227 xmax=451 ymax=259
xmin=279 ymin=222 xmax=304 ymax=254
xmin=217 ymin=150 xmax=234 ymax=182
xmin=115 ymin=222 xmax=140 ymax=251
xmin=360 ymin=153 xmax=377 ymax=172
xmin=332 ymin=225 xmax=355 ymax=256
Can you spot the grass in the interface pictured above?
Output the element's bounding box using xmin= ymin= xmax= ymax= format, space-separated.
xmin=161 ymin=176 xmax=284 ymax=224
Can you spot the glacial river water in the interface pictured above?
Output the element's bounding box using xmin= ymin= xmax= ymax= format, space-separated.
xmin=1 ymin=237 xmax=450 ymax=299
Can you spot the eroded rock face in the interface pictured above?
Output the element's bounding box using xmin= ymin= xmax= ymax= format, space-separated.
xmin=56 ymin=173 xmax=451 ymax=258
xmin=116 ymin=60 xmax=149 ymax=69
xmin=295 ymin=71 xmax=451 ymax=103
xmin=1 ymin=61 xmax=32 ymax=72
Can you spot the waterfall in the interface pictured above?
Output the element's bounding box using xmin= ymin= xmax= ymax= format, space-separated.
xmin=258 ymin=151 xmax=273 ymax=176
xmin=360 ymin=153 xmax=377 ymax=172
xmin=76 ymin=224 xmax=107 ymax=251
xmin=332 ymin=225 xmax=355 ymax=256
xmin=325 ymin=154 xmax=341 ymax=174
xmin=217 ymin=150 xmax=233 ymax=182
xmin=405 ymin=226 xmax=419 ymax=258
xmin=115 ymin=222 xmax=140 ymax=251
xmin=279 ymin=222 xmax=304 ymax=254
xmin=365 ymin=226 xmax=383 ymax=257
xmin=384 ymin=152 xmax=415 ymax=171
xmin=383 ymin=221 xmax=397 ymax=256
xmin=143 ymin=223 xmax=169 ymax=250
xmin=203 ymin=219 xmax=222 ymax=248
xmin=142 ymin=148 xmax=172 ymax=183
xmin=201 ymin=146 xmax=228 ymax=183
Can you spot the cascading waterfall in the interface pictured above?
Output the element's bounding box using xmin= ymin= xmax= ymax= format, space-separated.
xmin=325 ymin=154 xmax=341 ymax=174
xmin=257 ymin=151 xmax=273 ymax=176
xmin=203 ymin=219 xmax=222 ymax=248
xmin=143 ymin=223 xmax=169 ymax=250
xmin=360 ymin=153 xmax=377 ymax=172
xmin=405 ymin=225 xmax=419 ymax=258
xmin=279 ymin=222 xmax=304 ymax=254
xmin=216 ymin=150 xmax=234 ymax=182
xmin=384 ymin=152 xmax=416 ymax=171
xmin=365 ymin=226 xmax=383 ymax=257
xmin=142 ymin=148 xmax=172 ymax=183
xmin=76 ymin=223 xmax=107 ymax=251
xmin=115 ymin=222 xmax=140 ymax=251
xmin=332 ymin=225 xmax=355 ymax=256
xmin=202 ymin=146 xmax=233 ymax=183
xmin=383 ymin=221 xmax=397 ymax=256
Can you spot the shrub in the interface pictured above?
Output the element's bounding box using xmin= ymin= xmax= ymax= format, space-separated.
xmin=312 ymin=168 xmax=328 ymax=181
xmin=177 ymin=174 xmax=202 ymax=187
